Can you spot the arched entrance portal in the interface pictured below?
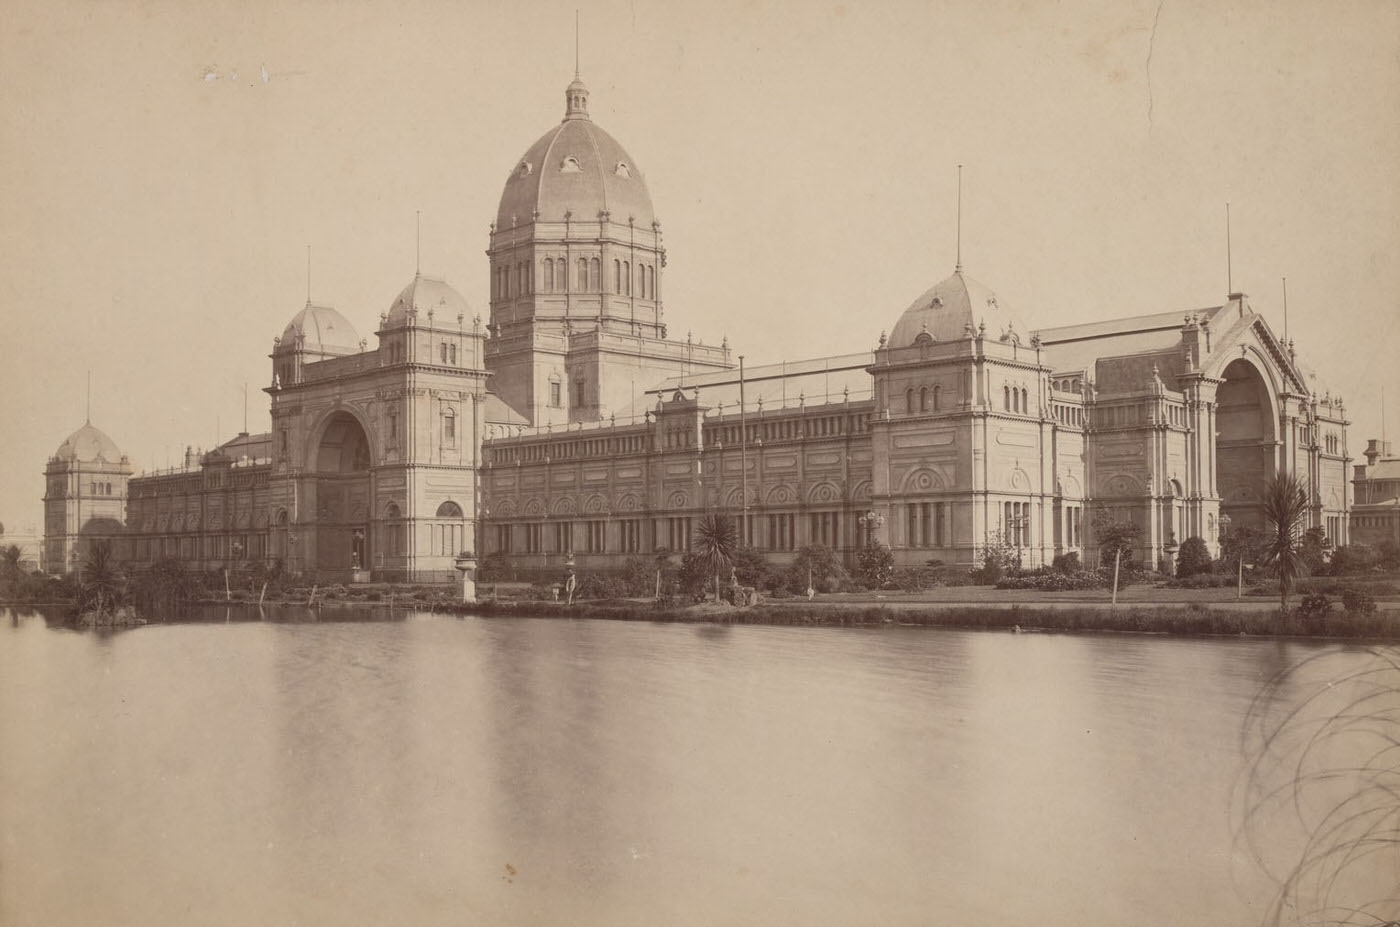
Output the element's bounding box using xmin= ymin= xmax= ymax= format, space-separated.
xmin=314 ymin=411 xmax=372 ymax=576
xmin=1215 ymin=358 xmax=1277 ymax=530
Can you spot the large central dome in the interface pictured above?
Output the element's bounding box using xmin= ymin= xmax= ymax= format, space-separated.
xmin=889 ymin=269 xmax=1026 ymax=347
xmin=495 ymin=77 xmax=655 ymax=229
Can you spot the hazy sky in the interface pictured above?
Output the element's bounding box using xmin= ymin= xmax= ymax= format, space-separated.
xmin=2 ymin=0 xmax=1397 ymax=534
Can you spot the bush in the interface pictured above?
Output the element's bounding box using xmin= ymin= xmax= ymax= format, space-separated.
xmin=1175 ymin=537 xmax=1212 ymax=578
xmin=1165 ymin=572 xmax=1237 ymax=589
xmin=1052 ymin=551 xmax=1080 ymax=574
xmin=575 ymin=573 xmax=630 ymax=600
xmin=1327 ymin=544 xmax=1379 ymax=576
xmin=1298 ymin=592 xmax=1332 ymax=619
xmin=975 ymin=530 xmax=1020 ymax=585
xmin=785 ymin=545 xmax=848 ymax=595
xmin=888 ymin=567 xmax=940 ymax=592
xmin=1340 ymin=587 xmax=1378 ymax=615
xmin=477 ymin=553 xmax=516 ymax=583
xmin=855 ymin=542 xmax=895 ymax=589
xmin=996 ymin=569 xmax=1104 ymax=591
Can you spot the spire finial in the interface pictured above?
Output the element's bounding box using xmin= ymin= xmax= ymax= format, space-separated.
xmin=955 ymin=164 xmax=963 ymax=273
xmin=1282 ymin=275 xmax=1288 ymax=342
xmin=1225 ymin=202 xmax=1233 ymax=295
xmin=306 ymin=244 xmax=312 ymax=305
xmin=86 ymin=369 xmax=91 ymax=424
xmin=575 ymin=9 xmax=580 ymax=79
xmin=416 ymin=211 xmax=421 ymax=275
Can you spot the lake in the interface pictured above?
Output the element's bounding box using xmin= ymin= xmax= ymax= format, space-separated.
xmin=1 ymin=606 xmax=1395 ymax=926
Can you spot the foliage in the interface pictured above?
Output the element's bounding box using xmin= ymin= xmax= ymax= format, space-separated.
xmin=1297 ymin=592 xmax=1332 ymax=632
xmin=1219 ymin=523 xmax=1264 ymax=570
xmin=1091 ymin=511 xmax=1140 ymax=567
xmin=1299 ymin=527 xmax=1327 ymax=574
xmin=575 ymin=573 xmax=630 ymax=600
xmin=855 ymin=542 xmax=895 ymax=589
xmin=996 ymin=569 xmax=1105 ymax=591
xmin=0 ymin=544 xmax=21 ymax=581
xmin=1174 ymin=536 xmax=1212 ymax=578
xmin=1258 ymin=472 xmax=1311 ymax=612
xmin=677 ymin=552 xmax=710 ymax=599
xmin=1340 ymin=587 xmax=1378 ymax=616
xmin=1325 ymin=544 xmax=1379 ymax=576
xmin=888 ymin=567 xmax=940 ymax=592
xmin=1378 ymin=540 xmax=1400 ymax=571
xmin=477 ymin=552 xmax=515 ymax=583
xmin=129 ymin=558 xmax=204 ymax=613
xmin=785 ymin=544 xmax=848 ymax=594
xmin=77 ymin=539 xmax=126 ymax=617
xmin=975 ymin=530 xmax=1021 ymax=585
xmin=1052 ymin=551 xmax=1080 ymax=574
xmin=729 ymin=545 xmax=778 ymax=592
xmin=620 ymin=556 xmax=659 ymax=597
xmin=1163 ymin=571 xmax=1239 ymax=589
xmin=694 ymin=513 xmax=739 ymax=600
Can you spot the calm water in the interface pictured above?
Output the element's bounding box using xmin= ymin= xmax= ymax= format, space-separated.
xmin=1 ymin=607 xmax=1395 ymax=926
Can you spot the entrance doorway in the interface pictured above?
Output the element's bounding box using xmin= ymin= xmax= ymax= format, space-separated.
xmin=314 ymin=411 xmax=372 ymax=576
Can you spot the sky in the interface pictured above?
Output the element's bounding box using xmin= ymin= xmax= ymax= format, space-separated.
xmin=1 ymin=0 xmax=1397 ymax=536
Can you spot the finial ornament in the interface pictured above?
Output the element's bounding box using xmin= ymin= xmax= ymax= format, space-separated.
xmin=955 ymin=164 xmax=963 ymax=273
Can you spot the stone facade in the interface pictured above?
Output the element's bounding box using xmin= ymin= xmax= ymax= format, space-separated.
xmin=47 ymin=72 xmax=1355 ymax=581
xmin=42 ymin=422 xmax=133 ymax=574
xmin=1351 ymin=439 xmax=1400 ymax=549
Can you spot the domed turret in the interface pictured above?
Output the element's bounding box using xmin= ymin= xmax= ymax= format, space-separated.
xmin=279 ymin=303 xmax=360 ymax=356
xmin=495 ymin=76 xmax=655 ymax=229
xmin=54 ymin=422 xmax=125 ymax=463
xmin=889 ymin=270 xmax=1026 ymax=347
xmin=384 ymin=274 xmax=472 ymax=328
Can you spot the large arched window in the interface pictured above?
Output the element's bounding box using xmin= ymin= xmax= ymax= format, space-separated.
xmin=442 ymin=407 xmax=456 ymax=445
xmin=436 ymin=501 xmax=463 ymax=518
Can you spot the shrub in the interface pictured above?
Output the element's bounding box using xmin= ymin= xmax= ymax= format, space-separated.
xmin=785 ymin=545 xmax=848 ymax=595
xmin=888 ymin=567 xmax=939 ymax=591
xmin=1340 ymin=587 xmax=1378 ymax=615
xmin=1327 ymin=544 xmax=1379 ymax=576
xmin=975 ymin=530 xmax=1020 ymax=584
xmin=730 ymin=546 xmax=778 ymax=592
xmin=1298 ymin=591 xmax=1332 ymax=619
xmin=1175 ymin=537 xmax=1212 ymax=578
xmin=575 ymin=573 xmax=630 ymax=600
xmin=996 ymin=569 xmax=1104 ymax=591
xmin=477 ymin=553 xmax=515 ymax=583
xmin=855 ymin=542 xmax=895 ymax=589
xmin=1165 ymin=572 xmax=1237 ymax=589
xmin=1052 ymin=551 xmax=1080 ymax=574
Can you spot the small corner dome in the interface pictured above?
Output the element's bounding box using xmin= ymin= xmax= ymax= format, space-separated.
xmin=888 ymin=270 xmax=1026 ymax=346
xmin=385 ymin=274 xmax=472 ymax=327
xmin=55 ymin=422 xmax=124 ymax=462
xmin=281 ymin=304 xmax=361 ymax=355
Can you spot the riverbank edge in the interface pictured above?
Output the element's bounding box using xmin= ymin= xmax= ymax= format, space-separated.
xmin=460 ymin=599 xmax=1400 ymax=639
xmin=6 ymin=597 xmax=1397 ymax=640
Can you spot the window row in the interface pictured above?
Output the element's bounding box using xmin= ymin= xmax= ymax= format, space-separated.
xmin=905 ymin=385 xmax=943 ymax=414
xmin=1052 ymin=377 xmax=1084 ymax=393
xmin=1002 ymin=501 xmax=1031 ymax=548
xmin=89 ymin=481 xmax=116 ymax=496
xmin=905 ymin=502 xmax=950 ymax=548
xmin=1061 ymin=505 xmax=1083 ymax=548
xmin=1003 ymin=385 xmax=1031 ymax=414
xmin=437 ymin=342 xmax=459 ymax=365
xmin=494 ymin=256 xmax=658 ymax=299
xmin=1052 ymin=404 xmax=1085 ymax=427
xmin=1324 ymin=434 xmax=1340 ymax=455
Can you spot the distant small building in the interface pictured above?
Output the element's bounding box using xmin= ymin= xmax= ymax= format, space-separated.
xmin=1351 ymin=439 xmax=1400 ymax=549
xmin=43 ymin=421 xmax=133 ymax=573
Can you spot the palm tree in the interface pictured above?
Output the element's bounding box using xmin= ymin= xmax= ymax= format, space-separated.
xmin=694 ymin=513 xmax=738 ymax=602
xmin=0 ymin=544 xmax=21 ymax=581
xmin=1258 ymin=472 xmax=1310 ymax=613
xmin=79 ymin=539 xmax=125 ymax=618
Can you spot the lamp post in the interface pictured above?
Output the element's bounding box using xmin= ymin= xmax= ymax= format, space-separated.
xmin=1219 ymin=513 xmax=1241 ymax=600
xmin=858 ymin=510 xmax=884 ymax=547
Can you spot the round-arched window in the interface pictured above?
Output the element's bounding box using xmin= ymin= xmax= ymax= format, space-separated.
xmin=436 ymin=501 xmax=464 ymax=518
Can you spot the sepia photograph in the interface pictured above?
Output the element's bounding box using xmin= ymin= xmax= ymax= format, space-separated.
xmin=1 ymin=1 xmax=1398 ymax=924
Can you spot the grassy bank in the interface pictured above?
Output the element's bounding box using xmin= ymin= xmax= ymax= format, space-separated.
xmin=463 ymin=598 xmax=1400 ymax=639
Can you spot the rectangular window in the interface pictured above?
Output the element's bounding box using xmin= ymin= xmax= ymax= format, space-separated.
xmin=553 ymin=522 xmax=570 ymax=553
xmin=525 ymin=524 xmax=543 ymax=554
xmin=550 ymin=381 xmax=562 ymax=408
xmin=450 ymin=343 xmax=458 ymax=365
xmin=440 ymin=343 xmax=448 ymax=363
xmin=443 ymin=411 xmax=456 ymax=444
xmin=495 ymin=524 xmax=513 ymax=553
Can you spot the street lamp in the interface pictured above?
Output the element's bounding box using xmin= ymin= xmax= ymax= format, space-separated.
xmin=1219 ymin=512 xmax=1242 ymax=601
xmin=858 ymin=510 xmax=884 ymax=547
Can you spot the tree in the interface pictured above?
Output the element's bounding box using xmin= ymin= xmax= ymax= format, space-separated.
xmin=855 ymin=541 xmax=895 ymax=589
xmin=1092 ymin=510 xmax=1140 ymax=568
xmin=78 ymin=539 xmax=125 ymax=618
xmin=788 ymin=544 xmax=849 ymax=594
xmin=975 ymin=529 xmax=1021 ymax=584
xmin=1220 ymin=523 xmax=1263 ymax=570
xmin=729 ymin=545 xmax=777 ymax=592
xmin=1299 ymin=526 xmax=1327 ymax=574
xmin=1175 ymin=536 xmax=1212 ymax=578
xmin=694 ymin=513 xmax=739 ymax=601
xmin=0 ymin=544 xmax=22 ymax=590
xmin=1258 ymin=472 xmax=1311 ymax=612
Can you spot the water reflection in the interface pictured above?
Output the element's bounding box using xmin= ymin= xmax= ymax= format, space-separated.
xmin=1 ymin=609 xmax=1393 ymax=926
